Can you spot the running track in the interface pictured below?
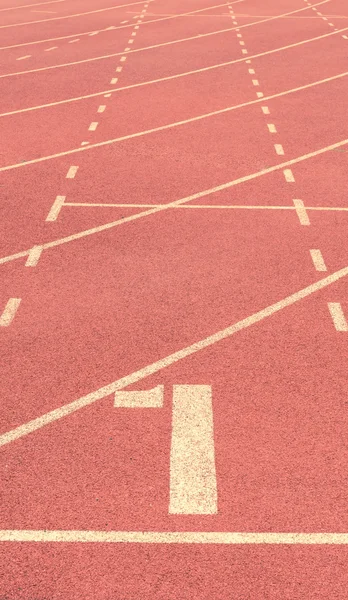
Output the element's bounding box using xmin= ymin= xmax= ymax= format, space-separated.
xmin=1 ymin=0 xmax=348 ymax=597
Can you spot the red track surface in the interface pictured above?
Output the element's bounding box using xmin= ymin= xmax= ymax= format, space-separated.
xmin=1 ymin=0 xmax=348 ymax=597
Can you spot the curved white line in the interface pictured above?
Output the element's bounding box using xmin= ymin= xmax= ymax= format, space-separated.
xmin=0 ymin=0 xmax=67 ymax=11
xmin=0 ymin=71 xmax=346 ymax=173
xmin=0 ymin=0 xmax=327 ymax=75
xmin=1 ymin=27 xmax=346 ymax=118
xmin=0 ymin=0 xmax=149 ymax=29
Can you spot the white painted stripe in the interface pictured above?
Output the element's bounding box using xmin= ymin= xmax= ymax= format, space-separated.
xmin=170 ymin=385 xmax=217 ymax=515
xmin=97 ymin=105 xmax=106 ymax=113
xmin=239 ymin=40 xmax=245 ymax=45
xmin=248 ymin=68 xmax=255 ymax=74
xmin=1 ymin=530 xmax=348 ymax=544
xmin=66 ymin=165 xmax=78 ymax=178
xmin=110 ymin=78 xmax=118 ymax=84
xmin=284 ymin=168 xmax=295 ymax=182
xmin=104 ymin=93 xmax=111 ymax=97
xmin=46 ymin=195 xmax=65 ymax=221
xmin=310 ymin=249 xmax=327 ymax=271
xmin=128 ymin=39 xmax=134 ymax=43
xmin=293 ymin=199 xmax=310 ymax=225
xmin=274 ymin=144 xmax=284 ymax=155
xmin=114 ymin=385 xmax=164 ymax=407
xmin=237 ymin=33 xmax=242 ymax=38
xmin=89 ymin=31 xmax=98 ymax=36
xmin=267 ymin=123 xmax=277 ymax=133
xmin=44 ymin=46 xmax=57 ymax=51
xmin=88 ymin=122 xmax=98 ymax=131
xmin=16 ymin=55 xmax=31 ymax=60
xmin=120 ymin=56 xmax=127 ymax=61
xmin=343 ymin=35 xmax=348 ymax=39
xmin=124 ymin=47 xmax=131 ymax=51
xmin=0 ymin=0 xmax=68 ymax=12
xmin=328 ymin=303 xmax=348 ymax=331
xmin=242 ymin=48 xmax=248 ymax=53
xmin=131 ymin=31 xmax=136 ymax=35
xmin=256 ymin=91 xmax=263 ymax=97
xmin=25 ymin=245 xmax=43 ymax=267
xmin=328 ymin=22 xmax=334 ymax=26
xmin=0 ymin=299 xmax=21 ymax=327
xmin=261 ymin=106 xmax=270 ymax=114
xmin=80 ymin=141 xmax=89 ymax=146
xmin=116 ymin=66 xmax=122 ymax=72
xmin=68 ymin=39 xmax=79 ymax=43
xmin=2 ymin=265 xmax=348 ymax=446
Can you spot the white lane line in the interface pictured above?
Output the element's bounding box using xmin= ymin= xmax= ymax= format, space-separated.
xmin=61 ymin=202 xmax=348 ymax=211
xmin=110 ymin=77 xmax=118 ymax=84
xmin=124 ymin=47 xmax=131 ymax=51
xmin=256 ymin=91 xmax=263 ymax=97
xmin=114 ymin=385 xmax=164 ymax=407
xmin=46 ymin=195 xmax=65 ymax=221
xmin=0 ymin=0 xmax=68 ymax=11
xmin=104 ymin=93 xmax=111 ymax=97
xmin=25 ymin=245 xmax=43 ymax=267
xmin=267 ymin=123 xmax=277 ymax=133
xmin=31 ymin=10 xmax=57 ymax=13
xmin=170 ymin=385 xmax=217 ymax=515
xmin=252 ymin=79 xmax=259 ymax=85
xmin=89 ymin=31 xmax=99 ymax=36
xmin=88 ymin=122 xmax=98 ymax=131
xmin=1 ymin=531 xmax=348 ymax=544
xmin=328 ymin=22 xmax=334 ymax=26
xmin=328 ymin=303 xmax=348 ymax=331
xmin=66 ymin=165 xmax=78 ymax=178
xmin=97 ymin=105 xmax=106 ymax=113
xmin=16 ymin=55 xmax=31 ymax=60
xmin=284 ymin=168 xmax=295 ymax=182
xmin=239 ymin=40 xmax=245 ymax=45
xmin=116 ymin=66 xmax=123 ymax=72
xmin=1 ymin=2 xmax=333 ymax=78
xmin=2 ymin=264 xmax=348 ymax=446
xmin=0 ymin=0 xmax=151 ymax=29
xmin=68 ymin=39 xmax=79 ymax=43
xmin=120 ymin=56 xmax=127 ymax=61
xmin=0 ymin=299 xmax=21 ymax=327
xmin=274 ymin=144 xmax=284 ymax=155
xmin=248 ymin=68 xmax=255 ymax=74
xmin=310 ymin=249 xmax=327 ymax=271
xmin=241 ymin=48 xmax=248 ymax=53
xmin=120 ymin=20 xmax=128 ymax=23
xmin=293 ymin=199 xmax=310 ymax=225
xmin=261 ymin=106 xmax=270 ymax=114
xmin=44 ymin=46 xmax=57 ymax=51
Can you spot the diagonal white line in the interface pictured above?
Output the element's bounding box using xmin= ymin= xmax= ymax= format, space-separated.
xmin=1 ymin=264 xmax=348 ymax=448
xmin=0 ymin=0 xmax=67 ymax=10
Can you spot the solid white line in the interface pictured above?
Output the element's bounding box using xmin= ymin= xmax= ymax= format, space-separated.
xmin=25 ymin=245 xmax=43 ymax=267
xmin=16 ymin=55 xmax=31 ymax=60
xmin=46 ymin=195 xmax=65 ymax=221
xmin=114 ymin=385 xmax=164 ymax=407
xmin=310 ymin=249 xmax=327 ymax=271
xmin=66 ymin=165 xmax=78 ymax=178
xmin=267 ymin=123 xmax=277 ymax=133
xmin=274 ymin=144 xmax=284 ymax=155
xmin=0 ymin=1 xmax=331 ymax=79
xmin=293 ymin=199 xmax=310 ymax=225
xmin=284 ymin=168 xmax=295 ymax=182
xmin=2 ymin=265 xmax=348 ymax=446
xmin=88 ymin=122 xmax=98 ymax=131
xmin=0 ymin=0 xmax=67 ymax=11
xmin=328 ymin=303 xmax=348 ymax=331
xmin=0 ymin=0 xmax=150 ymax=29
xmin=1 ymin=530 xmax=348 ymax=544
xmin=170 ymin=385 xmax=217 ymax=515
xmin=0 ymin=299 xmax=21 ymax=327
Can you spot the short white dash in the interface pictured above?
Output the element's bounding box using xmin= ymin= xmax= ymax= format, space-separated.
xmin=310 ymin=249 xmax=327 ymax=272
xmin=116 ymin=66 xmax=122 ymax=72
xmin=110 ymin=78 xmax=118 ymax=84
xmin=16 ymin=55 xmax=31 ymax=61
xmin=25 ymin=245 xmax=43 ymax=267
xmin=135 ymin=25 xmax=140 ymax=29
xmin=267 ymin=123 xmax=277 ymax=133
xmin=88 ymin=122 xmax=98 ymax=131
xmin=252 ymin=79 xmax=259 ymax=86
xmin=237 ymin=33 xmax=242 ymax=38
xmin=131 ymin=32 xmax=136 ymax=36
xmin=114 ymin=385 xmax=164 ymax=408
xmin=66 ymin=165 xmax=78 ymax=179
xmin=256 ymin=91 xmax=264 ymax=98
xmin=0 ymin=299 xmax=21 ymax=328
xmin=89 ymin=31 xmax=99 ymax=36
xmin=46 ymin=195 xmax=65 ymax=222
xmin=81 ymin=141 xmax=89 ymax=146
xmin=128 ymin=39 xmax=134 ymax=44
xmin=322 ymin=16 xmax=328 ymax=20
xmin=44 ymin=46 xmax=57 ymax=52
xmin=328 ymin=303 xmax=348 ymax=331
xmin=317 ymin=11 xmax=322 ymax=15
xmin=97 ymin=105 xmax=106 ymax=113
xmin=328 ymin=22 xmax=334 ymax=26
xmin=68 ymin=39 xmax=79 ymax=43
xmin=293 ymin=199 xmax=310 ymax=225
xmin=343 ymin=35 xmax=348 ymax=39
xmin=246 ymin=59 xmax=251 ymax=64
xmin=104 ymin=94 xmax=111 ymax=97
xmin=233 ymin=21 xmax=238 ymax=24
xmin=261 ymin=106 xmax=270 ymax=114
xmin=248 ymin=68 xmax=255 ymax=74
xmin=239 ymin=41 xmax=245 ymax=46
xmin=274 ymin=144 xmax=284 ymax=155
xmin=284 ymin=169 xmax=295 ymax=182
xmin=120 ymin=56 xmax=127 ymax=62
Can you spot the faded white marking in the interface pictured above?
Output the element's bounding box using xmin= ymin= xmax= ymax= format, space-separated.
xmin=170 ymin=385 xmax=217 ymax=515
xmin=310 ymin=249 xmax=327 ymax=271
xmin=0 ymin=299 xmax=21 ymax=327
xmin=248 ymin=68 xmax=255 ymax=74
xmin=46 ymin=195 xmax=65 ymax=221
xmin=328 ymin=303 xmax=348 ymax=331
xmin=114 ymin=385 xmax=164 ymax=407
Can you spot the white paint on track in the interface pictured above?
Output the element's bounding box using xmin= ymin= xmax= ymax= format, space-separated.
xmin=328 ymin=303 xmax=348 ymax=331
xmin=0 ymin=299 xmax=21 ymax=327
xmin=0 ymin=0 xmax=67 ymax=11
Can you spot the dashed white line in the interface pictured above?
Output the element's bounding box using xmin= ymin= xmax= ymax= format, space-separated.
xmin=110 ymin=77 xmax=118 ymax=84
xmin=68 ymin=39 xmax=79 ymax=43
xmin=284 ymin=168 xmax=295 ymax=182
xmin=46 ymin=195 xmax=65 ymax=221
xmin=44 ymin=46 xmax=57 ymax=51
xmin=88 ymin=122 xmax=98 ymax=131
xmin=239 ymin=40 xmax=245 ymax=45
xmin=116 ymin=66 xmax=123 ymax=72
xmin=328 ymin=303 xmax=348 ymax=331
xmin=267 ymin=123 xmax=277 ymax=133
xmin=25 ymin=245 xmax=43 ymax=267
xmin=97 ymin=105 xmax=106 ymax=113
xmin=80 ymin=141 xmax=89 ymax=146
xmin=274 ymin=144 xmax=284 ymax=155
xmin=104 ymin=93 xmax=111 ymax=97
xmin=261 ymin=106 xmax=270 ymax=114
xmin=293 ymin=199 xmax=310 ymax=225
xmin=16 ymin=55 xmax=31 ymax=60
xmin=310 ymin=249 xmax=327 ymax=271
xmin=241 ymin=49 xmax=248 ymax=54
xmin=0 ymin=299 xmax=21 ymax=327
xmin=120 ymin=56 xmax=127 ymax=61
xmin=66 ymin=165 xmax=79 ymax=178
xmin=248 ymin=68 xmax=255 ymax=74
xmin=252 ymin=79 xmax=259 ymax=86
